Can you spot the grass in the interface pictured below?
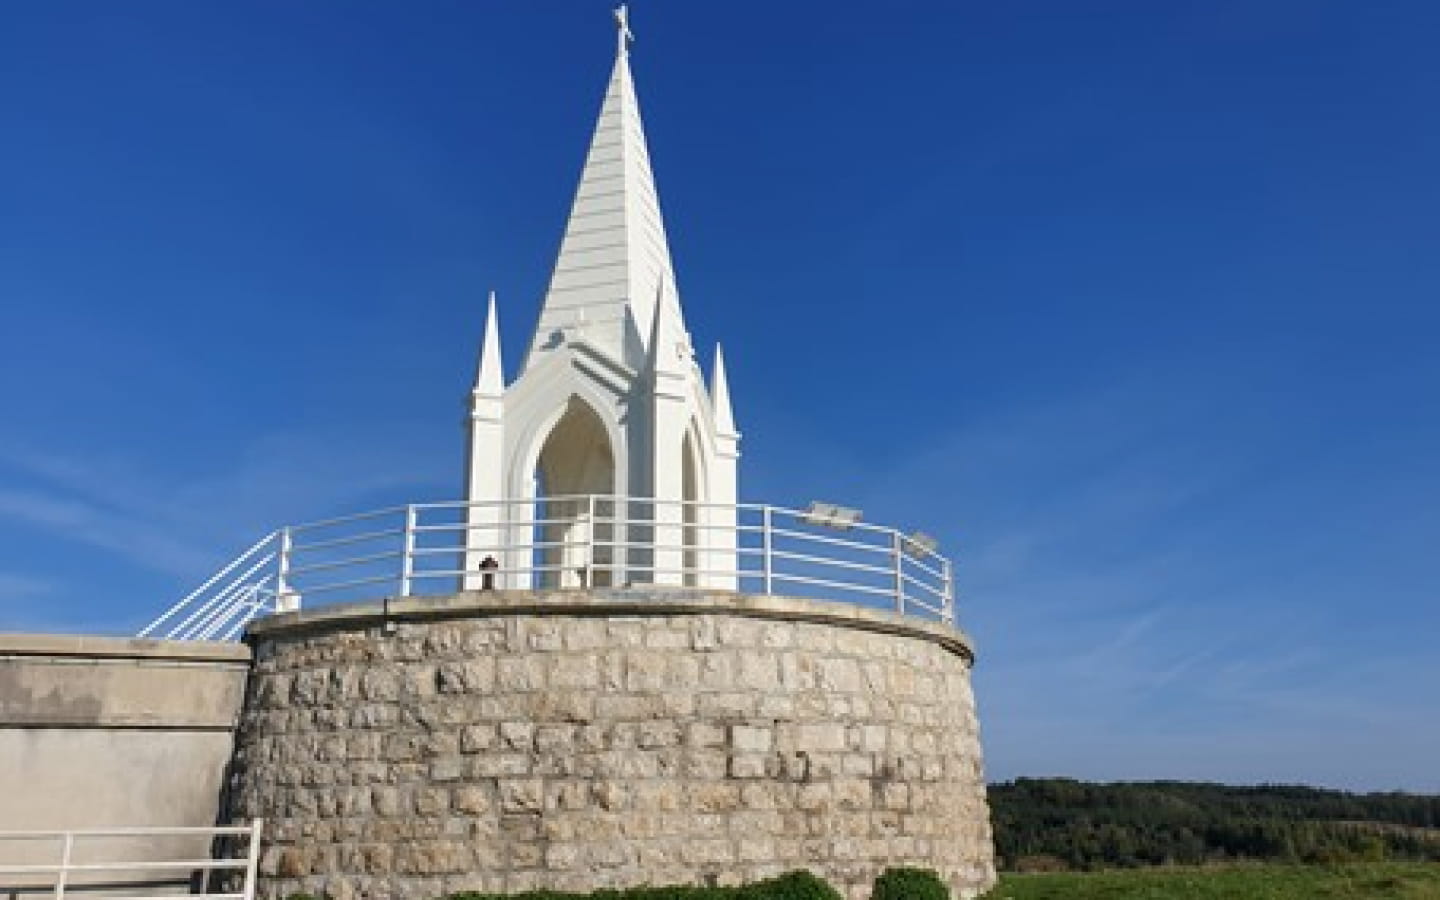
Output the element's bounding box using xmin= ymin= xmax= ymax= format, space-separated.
xmin=980 ymin=862 xmax=1440 ymax=899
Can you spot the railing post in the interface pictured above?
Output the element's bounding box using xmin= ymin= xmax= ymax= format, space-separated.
xmin=892 ymin=531 xmax=905 ymax=615
xmin=55 ymin=832 xmax=73 ymax=900
xmin=275 ymin=527 xmax=296 ymax=612
xmin=761 ymin=505 xmax=774 ymax=595
xmin=242 ymin=819 xmax=264 ymax=900
xmin=584 ymin=495 xmax=596 ymax=589
xmin=943 ymin=557 xmax=955 ymax=625
xmin=400 ymin=505 xmax=417 ymax=598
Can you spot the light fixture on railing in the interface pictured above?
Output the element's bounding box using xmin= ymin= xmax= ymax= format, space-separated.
xmin=803 ymin=501 xmax=862 ymax=529
xmin=903 ymin=531 xmax=940 ymax=558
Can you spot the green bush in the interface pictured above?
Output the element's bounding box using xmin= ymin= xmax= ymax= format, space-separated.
xmin=870 ymin=867 xmax=948 ymax=900
xmin=446 ymin=871 xmax=842 ymax=900
xmin=745 ymin=870 xmax=844 ymax=900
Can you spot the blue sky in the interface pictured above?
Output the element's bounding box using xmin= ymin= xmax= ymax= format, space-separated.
xmin=2 ymin=2 xmax=1437 ymax=791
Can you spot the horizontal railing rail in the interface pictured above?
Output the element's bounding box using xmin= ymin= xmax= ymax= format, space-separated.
xmin=140 ymin=496 xmax=956 ymax=640
xmin=0 ymin=820 xmax=262 ymax=900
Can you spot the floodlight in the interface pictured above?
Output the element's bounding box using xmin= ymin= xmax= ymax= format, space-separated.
xmin=803 ymin=501 xmax=863 ymax=529
xmin=903 ymin=531 xmax=940 ymax=559
xmin=803 ymin=501 xmax=836 ymax=525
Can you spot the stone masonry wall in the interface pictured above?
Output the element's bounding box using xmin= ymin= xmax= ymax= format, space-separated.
xmin=229 ymin=593 xmax=995 ymax=900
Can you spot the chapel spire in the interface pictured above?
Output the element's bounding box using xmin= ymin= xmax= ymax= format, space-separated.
xmin=523 ymin=4 xmax=686 ymax=373
xmin=464 ymin=8 xmax=738 ymax=591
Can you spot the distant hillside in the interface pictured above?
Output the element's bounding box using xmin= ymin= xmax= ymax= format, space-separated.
xmin=989 ymin=778 xmax=1440 ymax=872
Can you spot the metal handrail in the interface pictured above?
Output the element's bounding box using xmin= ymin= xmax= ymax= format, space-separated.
xmin=141 ymin=496 xmax=957 ymax=638
xmin=136 ymin=534 xmax=276 ymax=638
xmin=0 ymin=820 xmax=262 ymax=900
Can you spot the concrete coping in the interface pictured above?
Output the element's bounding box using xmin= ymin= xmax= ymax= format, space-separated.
xmin=0 ymin=632 xmax=252 ymax=664
xmin=245 ymin=589 xmax=977 ymax=664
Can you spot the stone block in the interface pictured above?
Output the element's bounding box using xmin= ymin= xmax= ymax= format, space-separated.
xmin=594 ymin=694 xmax=661 ymax=719
xmin=546 ymin=780 xmax=589 ymax=811
xmin=757 ymin=694 xmax=795 ymax=718
xmin=413 ymin=786 xmax=447 ymax=816
xmin=545 ymin=842 xmax=582 ymax=870
xmin=626 ymin=652 xmax=670 ymax=691
xmin=496 ymin=656 xmax=546 ymax=691
xmin=730 ymin=724 xmax=773 ymax=752
xmin=359 ymin=668 xmax=399 ymax=701
xmin=735 ymin=651 xmax=781 ymax=691
xmin=535 ymin=723 xmax=577 ymax=754
xmin=690 ymin=618 xmax=719 ymax=650
xmin=606 ymin=618 xmax=646 ymax=647
xmin=452 ymin=784 xmax=490 ymax=815
xmin=436 ymin=659 xmax=493 ymax=694
xmin=428 ymin=757 xmax=462 ymax=782
xmin=729 ymin=753 xmax=768 ymax=779
xmin=684 ymin=749 xmax=729 ymax=780
xmin=382 ymin=733 xmax=424 ymax=761
xmin=797 ymin=783 xmax=833 ymax=811
xmin=498 ymin=778 xmax=544 ymax=813
xmin=817 ymin=657 xmax=863 ymax=693
xmin=680 ymin=838 xmax=734 ymax=866
xmin=499 ymin=721 xmax=535 ymax=750
xmin=761 ymin=623 xmax=795 ymax=648
xmin=780 ymin=653 xmax=816 ymax=691
xmin=467 ymin=753 xmax=531 ymax=778
xmin=796 ymin=723 xmax=848 ymax=752
xmin=697 ymin=691 xmax=755 ymax=718
xmin=563 ymin=619 xmax=608 ymax=650
xmin=687 ymin=782 xmax=741 ymax=812
xmin=591 ymin=780 xmax=630 ymax=811
xmin=686 ymin=721 xmax=725 ymax=747
xmin=551 ymin=653 xmax=600 ymax=689
xmin=401 ymin=665 xmax=438 ymax=698
xmin=459 ymin=724 xmax=496 ymax=753
xmin=645 ymin=626 xmax=691 ymax=649
xmin=716 ymin=618 xmax=761 ymax=646
xmin=637 ymin=720 xmax=681 ymax=748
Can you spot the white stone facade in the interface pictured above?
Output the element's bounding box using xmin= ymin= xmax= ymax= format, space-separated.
xmin=462 ymin=14 xmax=739 ymax=592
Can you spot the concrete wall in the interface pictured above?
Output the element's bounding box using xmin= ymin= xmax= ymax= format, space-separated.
xmin=230 ymin=590 xmax=996 ymax=900
xmin=0 ymin=634 xmax=251 ymax=896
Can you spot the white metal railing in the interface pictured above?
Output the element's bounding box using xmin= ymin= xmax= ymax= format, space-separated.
xmin=0 ymin=820 xmax=262 ymax=900
xmin=140 ymin=496 xmax=956 ymax=640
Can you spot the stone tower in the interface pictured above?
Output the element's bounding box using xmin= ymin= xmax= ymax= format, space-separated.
xmin=462 ymin=6 xmax=740 ymax=592
xmin=219 ymin=10 xmax=996 ymax=900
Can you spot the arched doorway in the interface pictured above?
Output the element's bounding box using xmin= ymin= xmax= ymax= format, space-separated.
xmin=534 ymin=397 xmax=615 ymax=588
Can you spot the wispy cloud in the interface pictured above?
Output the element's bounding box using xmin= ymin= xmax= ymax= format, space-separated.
xmin=0 ymin=427 xmax=449 ymax=617
xmin=847 ymin=361 xmax=1440 ymax=790
xmin=0 ymin=572 xmax=57 ymax=603
xmin=0 ymin=488 xmax=217 ymax=577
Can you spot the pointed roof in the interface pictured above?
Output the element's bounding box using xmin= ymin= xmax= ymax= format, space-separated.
xmin=523 ymin=7 xmax=686 ymax=374
xmin=710 ymin=343 xmax=737 ymax=437
xmin=473 ymin=290 xmax=504 ymax=399
xmin=646 ymin=275 xmax=687 ymax=382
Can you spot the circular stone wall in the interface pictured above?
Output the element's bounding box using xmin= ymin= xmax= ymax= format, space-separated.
xmin=229 ymin=592 xmax=995 ymax=900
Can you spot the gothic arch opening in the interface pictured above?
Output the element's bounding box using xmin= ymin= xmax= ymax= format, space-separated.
xmin=534 ymin=396 xmax=615 ymax=588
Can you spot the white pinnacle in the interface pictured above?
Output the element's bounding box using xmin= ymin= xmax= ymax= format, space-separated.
xmin=474 ymin=290 xmax=504 ymax=398
xmin=711 ymin=343 xmax=737 ymax=437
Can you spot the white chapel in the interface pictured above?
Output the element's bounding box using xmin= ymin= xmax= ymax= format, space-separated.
xmin=460 ymin=6 xmax=740 ymax=592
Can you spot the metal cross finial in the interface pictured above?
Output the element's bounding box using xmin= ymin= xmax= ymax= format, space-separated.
xmin=614 ymin=4 xmax=635 ymax=55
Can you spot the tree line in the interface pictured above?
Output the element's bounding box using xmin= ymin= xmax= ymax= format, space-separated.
xmin=989 ymin=778 xmax=1440 ymax=872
